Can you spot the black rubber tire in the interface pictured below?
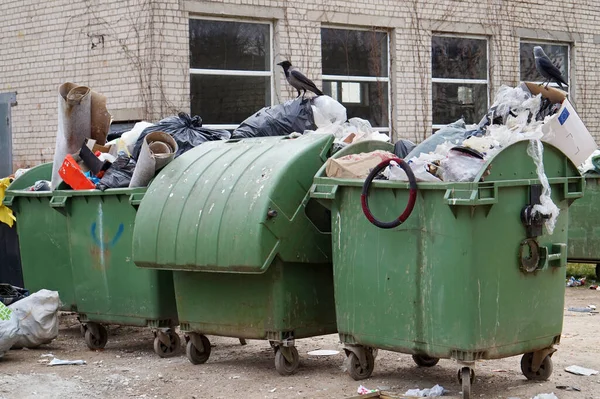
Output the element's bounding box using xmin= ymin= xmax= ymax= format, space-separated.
xmin=412 ymin=354 xmax=440 ymax=367
xmin=274 ymin=346 xmax=300 ymax=375
xmin=153 ymin=330 xmax=181 ymax=358
xmin=461 ymin=367 xmax=471 ymax=399
xmin=186 ymin=334 xmax=211 ymax=365
xmin=521 ymin=352 xmax=553 ymax=380
xmin=84 ymin=324 xmax=108 ymax=350
xmin=347 ymin=350 xmax=375 ymax=380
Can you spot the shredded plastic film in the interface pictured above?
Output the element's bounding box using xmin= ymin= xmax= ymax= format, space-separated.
xmin=527 ymin=139 xmax=560 ymax=234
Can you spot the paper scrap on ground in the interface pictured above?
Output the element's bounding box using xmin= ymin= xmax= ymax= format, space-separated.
xmin=404 ymin=384 xmax=445 ymax=397
xmin=357 ymin=385 xmax=378 ymax=395
xmin=307 ymin=349 xmax=339 ymax=356
xmin=565 ymin=365 xmax=598 ymax=376
xmin=48 ymin=358 xmax=86 ymax=366
xmin=532 ymin=394 xmax=558 ymax=399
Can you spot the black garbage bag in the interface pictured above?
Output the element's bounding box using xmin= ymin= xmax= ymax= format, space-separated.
xmin=132 ymin=113 xmax=230 ymax=160
xmin=231 ymin=98 xmax=316 ymax=139
xmin=0 ymin=284 xmax=29 ymax=306
xmin=96 ymin=155 xmax=137 ymax=191
xmin=394 ymin=139 xmax=416 ymax=158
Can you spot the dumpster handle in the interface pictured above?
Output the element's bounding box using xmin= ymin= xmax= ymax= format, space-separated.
xmin=360 ymin=157 xmax=417 ymax=229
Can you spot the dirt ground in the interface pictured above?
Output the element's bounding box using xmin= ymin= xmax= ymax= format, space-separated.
xmin=1 ymin=288 xmax=600 ymax=399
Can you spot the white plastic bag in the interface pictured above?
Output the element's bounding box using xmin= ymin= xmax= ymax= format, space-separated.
xmin=527 ymin=139 xmax=560 ymax=235
xmin=0 ymin=302 xmax=19 ymax=357
xmin=311 ymin=95 xmax=347 ymax=127
xmin=440 ymin=150 xmax=486 ymax=182
xmin=10 ymin=289 xmax=60 ymax=349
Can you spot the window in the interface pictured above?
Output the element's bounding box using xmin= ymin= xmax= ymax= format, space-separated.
xmin=189 ymin=18 xmax=272 ymax=129
xmin=431 ymin=35 xmax=488 ymax=130
xmin=321 ymin=28 xmax=390 ymax=131
xmin=520 ymin=41 xmax=569 ymax=89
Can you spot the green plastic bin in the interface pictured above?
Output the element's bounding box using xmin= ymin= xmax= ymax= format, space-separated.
xmin=51 ymin=185 xmax=180 ymax=357
xmin=567 ymin=174 xmax=600 ymax=279
xmin=310 ymin=139 xmax=583 ymax=397
xmin=133 ymin=134 xmax=337 ymax=375
xmin=3 ymin=163 xmax=77 ymax=311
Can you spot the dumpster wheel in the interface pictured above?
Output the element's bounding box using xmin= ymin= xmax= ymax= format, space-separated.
xmin=153 ymin=329 xmax=181 ymax=358
xmin=458 ymin=366 xmax=474 ymax=399
xmin=186 ymin=334 xmax=211 ymax=365
xmin=274 ymin=345 xmax=299 ymax=376
xmin=520 ymin=352 xmax=553 ymax=380
xmin=412 ymin=354 xmax=440 ymax=367
xmin=84 ymin=323 xmax=108 ymax=350
xmin=361 ymin=157 xmax=417 ymax=229
xmin=346 ymin=349 xmax=375 ymax=380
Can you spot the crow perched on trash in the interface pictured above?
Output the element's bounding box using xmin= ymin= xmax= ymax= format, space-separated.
xmin=533 ymin=46 xmax=568 ymax=91
xmin=277 ymin=60 xmax=323 ymax=98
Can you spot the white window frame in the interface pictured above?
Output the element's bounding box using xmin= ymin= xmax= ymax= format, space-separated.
xmin=189 ymin=16 xmax=274 ymax=130
xmin=321 ymin=25 xmax=392 ymax=133
xmin=519 ymin=40 xmax=570 ymax=92
xmin=431 ymin=34 xmax=489 ymax=131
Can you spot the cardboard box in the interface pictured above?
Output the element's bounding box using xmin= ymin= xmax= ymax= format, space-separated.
xmin=525 ymin=82 xmax=597 ymax=166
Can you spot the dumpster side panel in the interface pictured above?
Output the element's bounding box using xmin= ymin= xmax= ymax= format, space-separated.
xmin=67 ymin=192 xmax=177 ymax=326
xmin=568 ymin=176 xmax=600 ymax=263
xmin=174 ymin=260 xmax=336 ymax=339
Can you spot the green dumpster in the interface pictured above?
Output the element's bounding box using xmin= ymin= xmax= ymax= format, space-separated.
xmin=567 ymin=174 xmax=600 ymax=279
xmin=310 ymin=139 xmax=583 ymax=397
xmin=133 ymin=134 xmax=337 ymax=375
xmin=3 ymin=163 xmax=77 ymax=311
xmin=51 ymin=184 xmax=180 ymax=357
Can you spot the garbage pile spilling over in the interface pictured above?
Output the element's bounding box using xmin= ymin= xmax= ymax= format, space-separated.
xmin=324 ymin=82 xmax=597 ymax=235
xmin=16 ymin=82 xmax=391 ymax=193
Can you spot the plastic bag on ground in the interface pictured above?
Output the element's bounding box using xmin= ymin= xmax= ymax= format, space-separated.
xmin=10 ymin=289 xmax=60 ymax=349
xmin=232 ymin=98 xmax=316 ymax=139
xmin=0 ymin=301 xmax=19 ymax=357
xmin=404 ymin=384 xmax=446 ymax=397
xmin=133 ymin=113 xmax=230 ymax=159
xmin=96 ymin=155 xmax=137 ymax=191
xmin=527 ymin=139 xmax=560 ymax=235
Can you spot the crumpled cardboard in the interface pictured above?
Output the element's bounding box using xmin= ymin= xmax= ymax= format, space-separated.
xmin=325 ymin=150 xmax=396 ymax=179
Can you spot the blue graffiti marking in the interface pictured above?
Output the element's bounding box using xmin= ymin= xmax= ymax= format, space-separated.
xmin=91 ymin=223 xmax=124 ymax=249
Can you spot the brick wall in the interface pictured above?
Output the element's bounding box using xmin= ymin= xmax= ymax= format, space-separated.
xmin=1 ymin=0 xmax=599 ymax=169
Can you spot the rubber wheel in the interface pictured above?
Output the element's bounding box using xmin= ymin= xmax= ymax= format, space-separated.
xmin=461 ymin=367 xmax=471 ymax=399
xmin=79 ymin=324 xmax=86 ymax=337
xmin=596 ymin=264 xmax=600 ymax=281
xmin=84 ymin=324 xmax=108 ymax=350
xmin=521 ymin=352 xmax=553 ymax=380
xmin=412 ymin=354 xmax=440 ymax=367
xmin=186 ymin=334 xmax=211 ymax=365
xmin=153 ymin=330 xmax=181 ymax=358
xmin=274 ymin=346 xmax=299 ymax=376
xmin=347 ymin=350 xmax=375 ymax=380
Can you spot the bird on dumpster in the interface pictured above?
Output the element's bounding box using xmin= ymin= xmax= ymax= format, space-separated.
xmin=533 ymin=46 xmax=568 ymax=91
xmin=277 ymin=60 xmax=323 ymax=98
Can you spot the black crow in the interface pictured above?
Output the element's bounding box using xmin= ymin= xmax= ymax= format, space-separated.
xmin=277 ymin=60 xmax=323 ymax=98
xmin=533 ymin=46 xmax=568 ymax=91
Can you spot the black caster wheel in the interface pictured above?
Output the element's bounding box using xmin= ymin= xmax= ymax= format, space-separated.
xmin=412 ymin=354 xmax=440 ymax=367
xmin=347 ymin=349 xmax=375 ymax=380
xmin=274 ymin=346 xmax=299 ymax=375
xmin=186 ymin=334 xmax=211 ymax=365
xmin=84 ymin=323 xmax=108 ymax=350
xmin=521 ymin=352 xmax=553 ymax=380
xmin=153 ymin=330 xmax=181 ymax=358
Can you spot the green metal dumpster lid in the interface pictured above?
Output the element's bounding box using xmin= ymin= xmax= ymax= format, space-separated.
xmin=133 ymin=133 xmax=335 ymax=274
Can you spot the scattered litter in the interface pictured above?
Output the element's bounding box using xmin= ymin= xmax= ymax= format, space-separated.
xmin=532 ymin=394 xmax=558 ymax=399
xmin=567 ymin=306 xmax=596 ymax=313
xmin=357 ymin=385 xmax=378 ymax=395
xmin=590 ymin=285 xmax=600 ymax=290
xmin=307 ymin=349 xmax=340 ymax=356
xmin=48 ymin=358 xmax=86 ymax=366
xmin=404 ymin=384 xmax=445 ymax=397
xmin=231 ymin=375 xmax=240 ymax=379
xmin=492 ymin=369 xmax=507 ymax=372
xmin=567 ymin=276 xmax=586 ymax=287
xmin=588 ymin=304 xmax=597 ymax=310
xmin=556 ymin=385 xmax=581 ymax=391
xmin=40 ymin=353 xmax=54 ymax=358
xmin=10 ymin=289 xmax=60 ymax=349
xmin=565 ymin=365 xmax=599 ymax=376
xmin=269 ymin=388 xmax=277 ymax=393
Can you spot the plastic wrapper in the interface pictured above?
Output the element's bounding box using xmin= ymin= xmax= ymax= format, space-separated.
xmin=0 ymin=301 xmax=19 ymax=357
xmin=384 ymin=153 xmax=442 ymax=182
xmin=311 ymin=95 xmax=346 ymax=127
xmin=578 ymin=149 xmax=600 ymax=174
xmin=406 ymin=120 xmax=469 ymax=160
xmin=527 ymin=139 xmax=560 ymax=234
xmin=394 ymin=139 xmax=416 ymax=158
xmin=232 ymin=98 xmax=315 ymax=139
xmin=404 ymin=384 xmax=446 ymax=397
xmin=133 ymin=113 xmax=230 ymax=159
xmin=96 ymin=155 xmax=137 ymax=191
xmin=10 ymin=289 xmax=59 ymax=349
xmin=440 ymin=148 xmax=486 ymax=182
